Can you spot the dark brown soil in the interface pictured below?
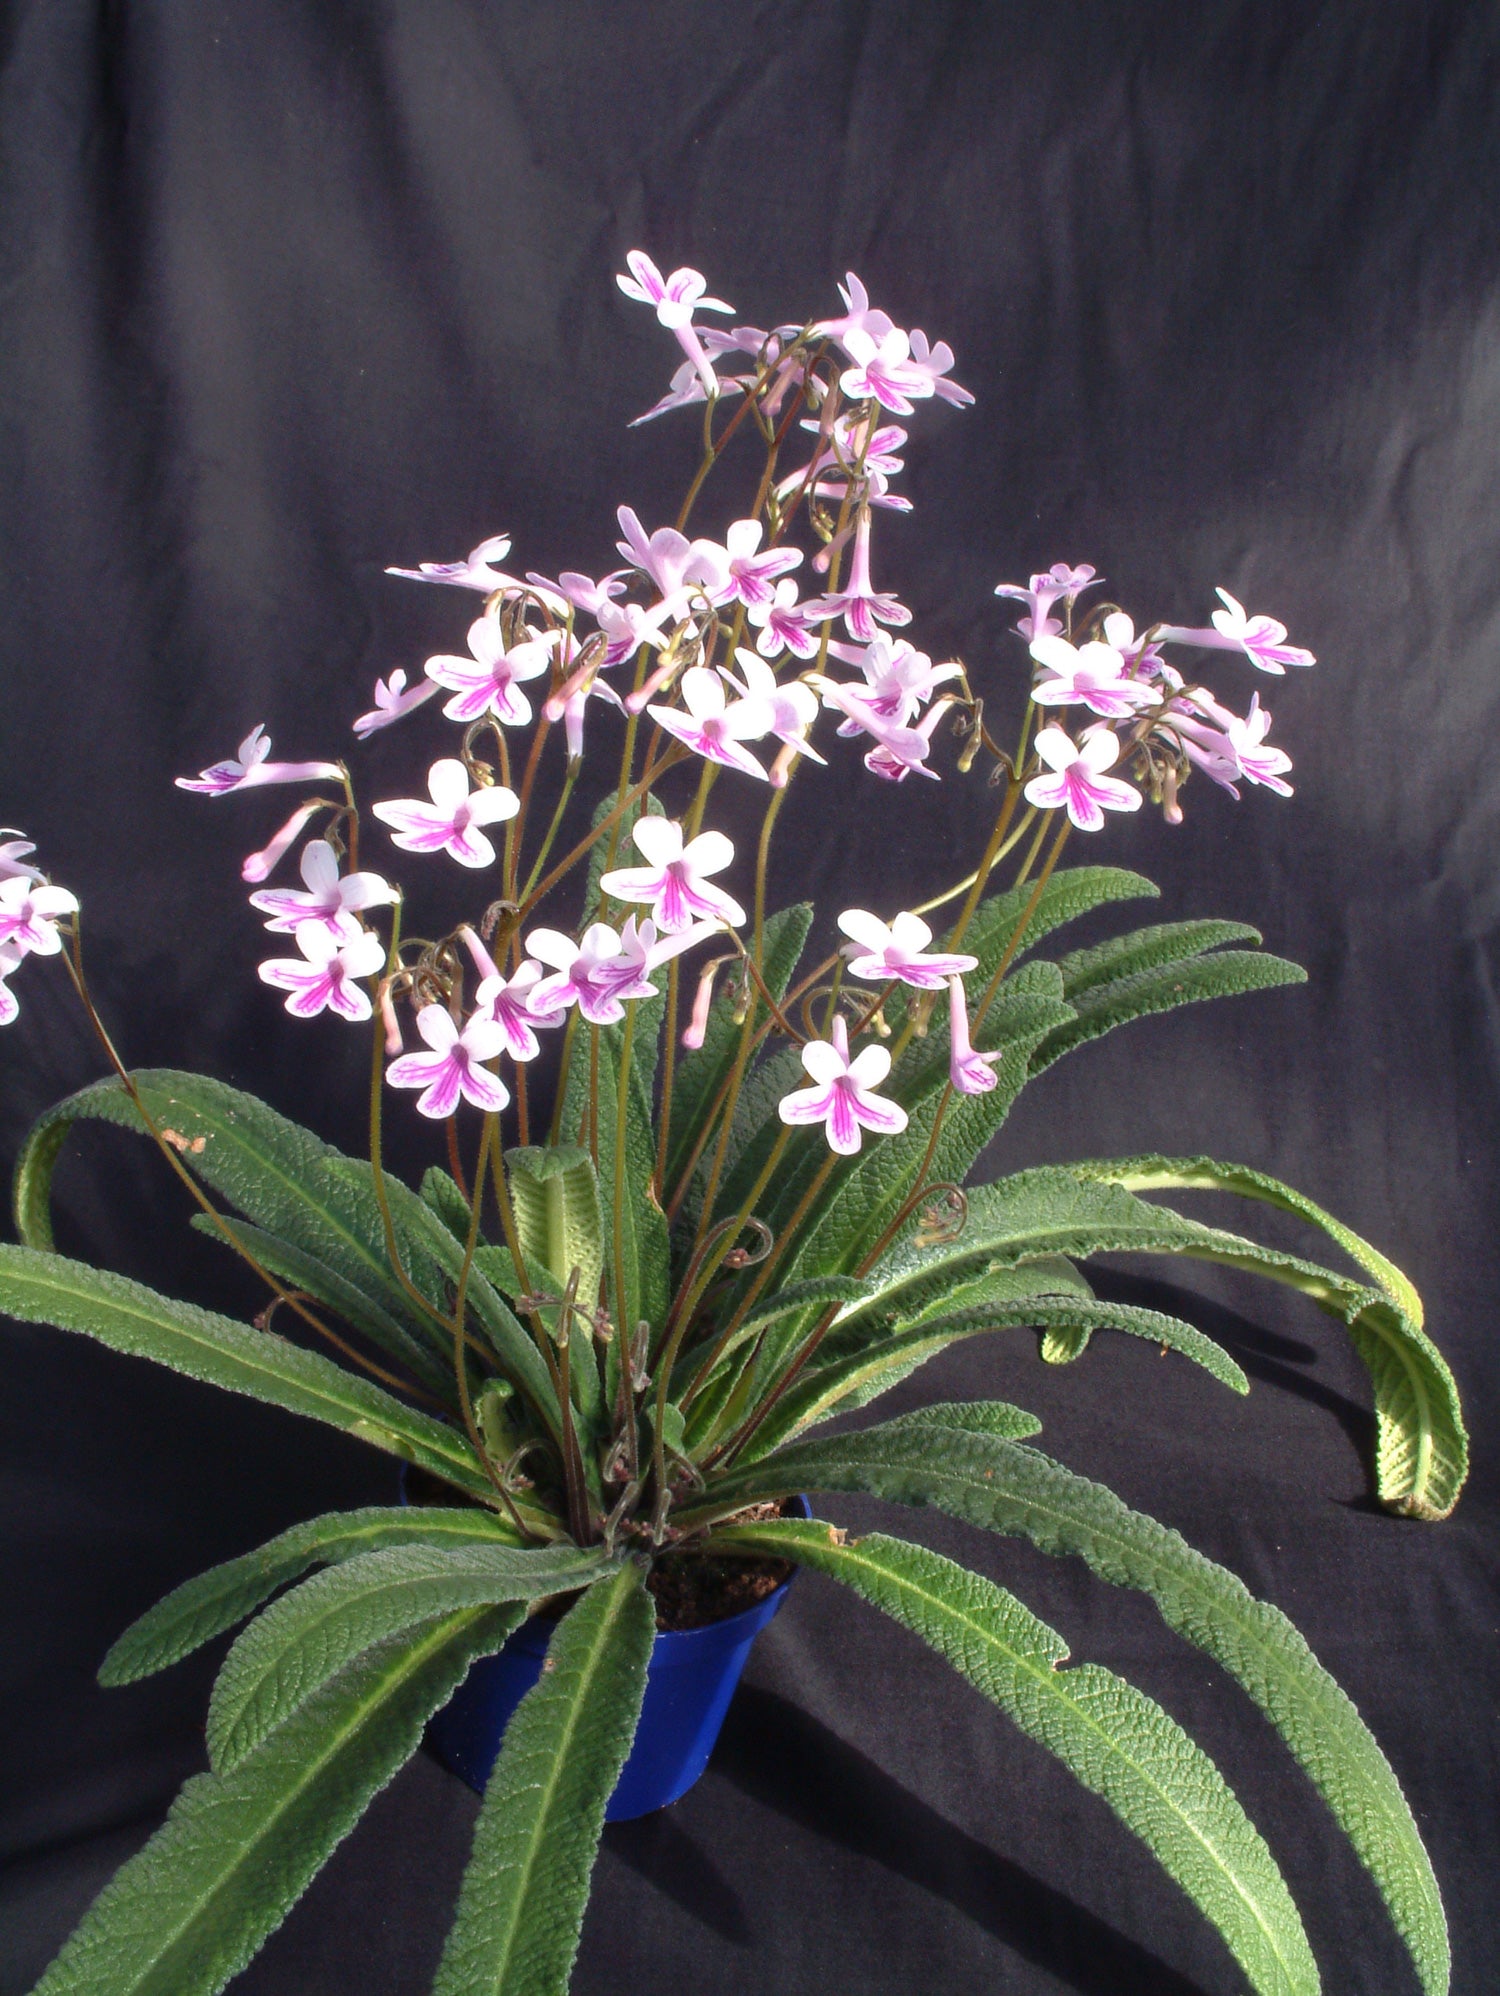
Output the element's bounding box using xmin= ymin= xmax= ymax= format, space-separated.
xmin=647 ymin=1501 xmax=795 ymax=1631
xmin=401 ymin=1472 xmax=796 ymax=1631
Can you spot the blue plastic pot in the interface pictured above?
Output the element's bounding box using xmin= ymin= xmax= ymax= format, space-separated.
xmin=419 ymin=1497 xmax=807 ymax=1821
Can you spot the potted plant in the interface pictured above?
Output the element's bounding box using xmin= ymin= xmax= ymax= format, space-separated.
xmin=0 ymin=254 xmax=1463 ymax=1996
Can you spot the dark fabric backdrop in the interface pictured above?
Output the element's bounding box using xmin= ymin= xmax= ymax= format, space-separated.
xmin=2 ymin=3 xmax=1497 ymax=1992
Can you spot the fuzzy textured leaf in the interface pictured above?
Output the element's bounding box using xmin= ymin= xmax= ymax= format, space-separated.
xmin=30 ymin=1608 xmax=519 ymax=1996
xmin=207 ymin=1542 xmax=612 ymax=1770
xmin=505 ymin=1145 xmax=605 ymax=1313
xmin=716 ymin=1520 xmax=1318 ymax=1996
xmin=711 ymin=1426 xmax=1447 ymax=1994
xmin=1052 ymin=917 xmax=1265 ymax=995
xmin=188 ymin=1213 xmax=455 ymax=1402
xmin=0 ymin=1246 xmax=492 ymax=1499
xmin=100 ymin=1505 xmax=529 ymax=1686
xmin=734 ymin=1292 xmax=1243 ymax=1461
xmin=432 ymin=1561 xmax=654 ymax=1996
xmin=1030 ymin=950 xmax=1307 ymax=1072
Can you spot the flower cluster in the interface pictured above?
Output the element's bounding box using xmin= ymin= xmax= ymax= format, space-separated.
xmin=8 ymin=257 xmax=1313 ymax=1173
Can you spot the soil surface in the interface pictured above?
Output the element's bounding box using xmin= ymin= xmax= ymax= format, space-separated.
xmin=402 ymin=1473 xmax=797 ymax=1631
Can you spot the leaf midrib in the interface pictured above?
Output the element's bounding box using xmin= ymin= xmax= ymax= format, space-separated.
xmin=826 ymin=1541 xmax=1303 ymax=1988
xmin=116 ymin=1609 xmax=490 ymax=1991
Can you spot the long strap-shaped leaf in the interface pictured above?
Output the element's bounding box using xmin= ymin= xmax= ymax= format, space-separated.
xmin=187 ymin=1212 xmax=457 ymax=1402
xmin=432 ymin=1560 xmax=655 ymax=1996
xmin=717 ymin=1519 xmax=1318 ymax=1996
xmin=741 ymin=1293 xmax=1246 ymax=1459
xmin=14 ymin=1069 xmax=559 ymax=1426
xmin=1070 ymin=1156 xmax=1466 ymax=1519
xmin=705 ymin=1425 xmax=1448 ymax=1994
xmin=30 ymin=1607 xmax=518 ymax=1996
xmin=100 ymin=1505 xmax=532 ymax=1686
xmin=0 ymin=1246 xmax=492 ymax=1500
xmin=208 ymin=1542 xmax=614 ymax=1771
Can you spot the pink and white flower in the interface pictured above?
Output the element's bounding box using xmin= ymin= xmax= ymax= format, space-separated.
xmin=0 ymin=877 xmax=78 ymax=959
xmin=1029 ymin=635 xmax=1160 ymax=719
xmin=946 ymin=974 xmax=1004 ymax=1094
xmin=724 ymin=651 xmax=825 ymax=764
xmin=249 ymin=839 xmax=397 ymax=939
xmin=907 ymin=328 xmax=974 ymax=408
xmin=1024 ymin=726 xmax=1142 ymax=831
xmin=994 ymin=565 xmax=1100 ymax=642
xmin=823 ymin=635 xmax=961 ymax=733
xmin=528 ymin=916 xmax=719 ymax=1026
xmin=746 ymin=578 xmax=822 ymax=660
xmin=258 ymin=923 xmax=385 ymax=1022
xmin=352 ymin=669 xmax=443 ymax=740
xmin=424 ymin=615 xmax=553 ymax=727
xmin=808 ymin=511 xmax=911 ymax=642
xmin=647 ymin=665 xmax=773 ymax=781
xmin=837 ymin=909 xmax=977 ymax=989
xmin=385 ymin=1005 xmax=510 ymax=1118
xmin=1156 ymin=589 xmax=1315 ymax=674
xmin=372 ymin=758 xmax=519 ymax=868
xmin=614 ymin=506 xmax=733 ymax=608
xmin=472 ymin=961 xmax=553 ymax=1062
xmin=0 ymin=943 xmax=23 ymax=1025
xmin=599 ymin=818 xmax=747 ymax=933
xmin=0 ymin=834 xmax=43 ymax=885
xmin=616 ymin=252 xmax=735 ymax=397
xmin=176 ymin=726 xmax=343 ymax=797
xmin=777 ymin=1013 xmax=908 ymax=1155
xmin=813 ymin=273 xmax=896 ymax=349
xmin=837 ymin=328 xmax=934 ymax=416
xmin=385 ymin=533 xmax=519 ymax=593
xmin=1225 ymin=694 xmax=1294 ymax=796
xmin=717 ymin=520 xmax=802 ymax=609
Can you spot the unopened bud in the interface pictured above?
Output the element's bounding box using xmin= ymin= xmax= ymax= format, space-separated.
xmin=241 ymin=802 xmax=322 ymax=884
xmin=459 ymin=924 xmax=500 ymax=982
xmin=378 ymin=982 xmax=403 ymax=1056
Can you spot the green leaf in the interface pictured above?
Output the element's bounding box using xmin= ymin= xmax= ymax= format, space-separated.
xmin=674 ymin=1274 xmax=872 ymax=1390
xmin=207 ymin=1541 xmax=613 ymax=1771
xmin=857 ymin=1397 xmax=1043 ymax=1440
xmin=99 ymin=1504 xmax=530 ymax=1686
xmin=187 ymin=1213 xmax=456 ymax=1403
xmin=1070 ymin=1158 xmax=1466 ymax=1520
xmin=716 ymin=1520 xmax=1319 ymax=1996
xmin=421 ymin=1166 xmax=475 ymax=1244
xmin=573 ymin=1021 xmax=671 ymax=1336
xmin=712 ymin=1427 xmax=1449 ymax=1995
xmin=1030 ymin=950 xmax=1307 ymax=1073
xmin=15 ymin=1072 xmax=447 ymax=1352
xmin=504 ymin=1145 xmax=605 ymax=1311
xmin=733 ymin=1293 xmax=1243 ymax=1462
xmin=665 ymin=901 xmax=813 ymax=1204
xmin=0 ymin=1246 xmax=493 ymax=1500
xmin=1052 ymin=917 xmax=1266 ymax=995
xmin=30 ymin=1607 xmax=519 ymax=1996
xmin=432 ymin=1560 xmax=655 ymax=1996
xmin=13 ymin=1070 xmax=559 ymax=1428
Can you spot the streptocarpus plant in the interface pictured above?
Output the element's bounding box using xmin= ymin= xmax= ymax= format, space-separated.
xmin=2 ymin=252 xmax=1467 ymax=1996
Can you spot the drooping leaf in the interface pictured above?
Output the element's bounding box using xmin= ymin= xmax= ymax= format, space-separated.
xmin=1030 ymin=950 xmax=1307 ymax=1073
xmin=711 ymin=1426 xmax=1449 ymax=1995
xmin=207 ymin=1541 xmax=613 ymax=1771
xmin=0 ymin=1246 xmax=493 ymax=1500
xmin=187 ymin=1213 xmax=456 ymax=1403
xmin=715 ymin=1520 xmax=1319 ymax=1996
xmin=1069 ymin=1157 xmax=1466 ymax=1520
xmin=431 ymin=1560 xmax=655 ymax=1996
xmin=99 ymin=1505 xmax=532 ymax=1686
xmin=30 ymin=1607 xmax=519 ymax=1996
